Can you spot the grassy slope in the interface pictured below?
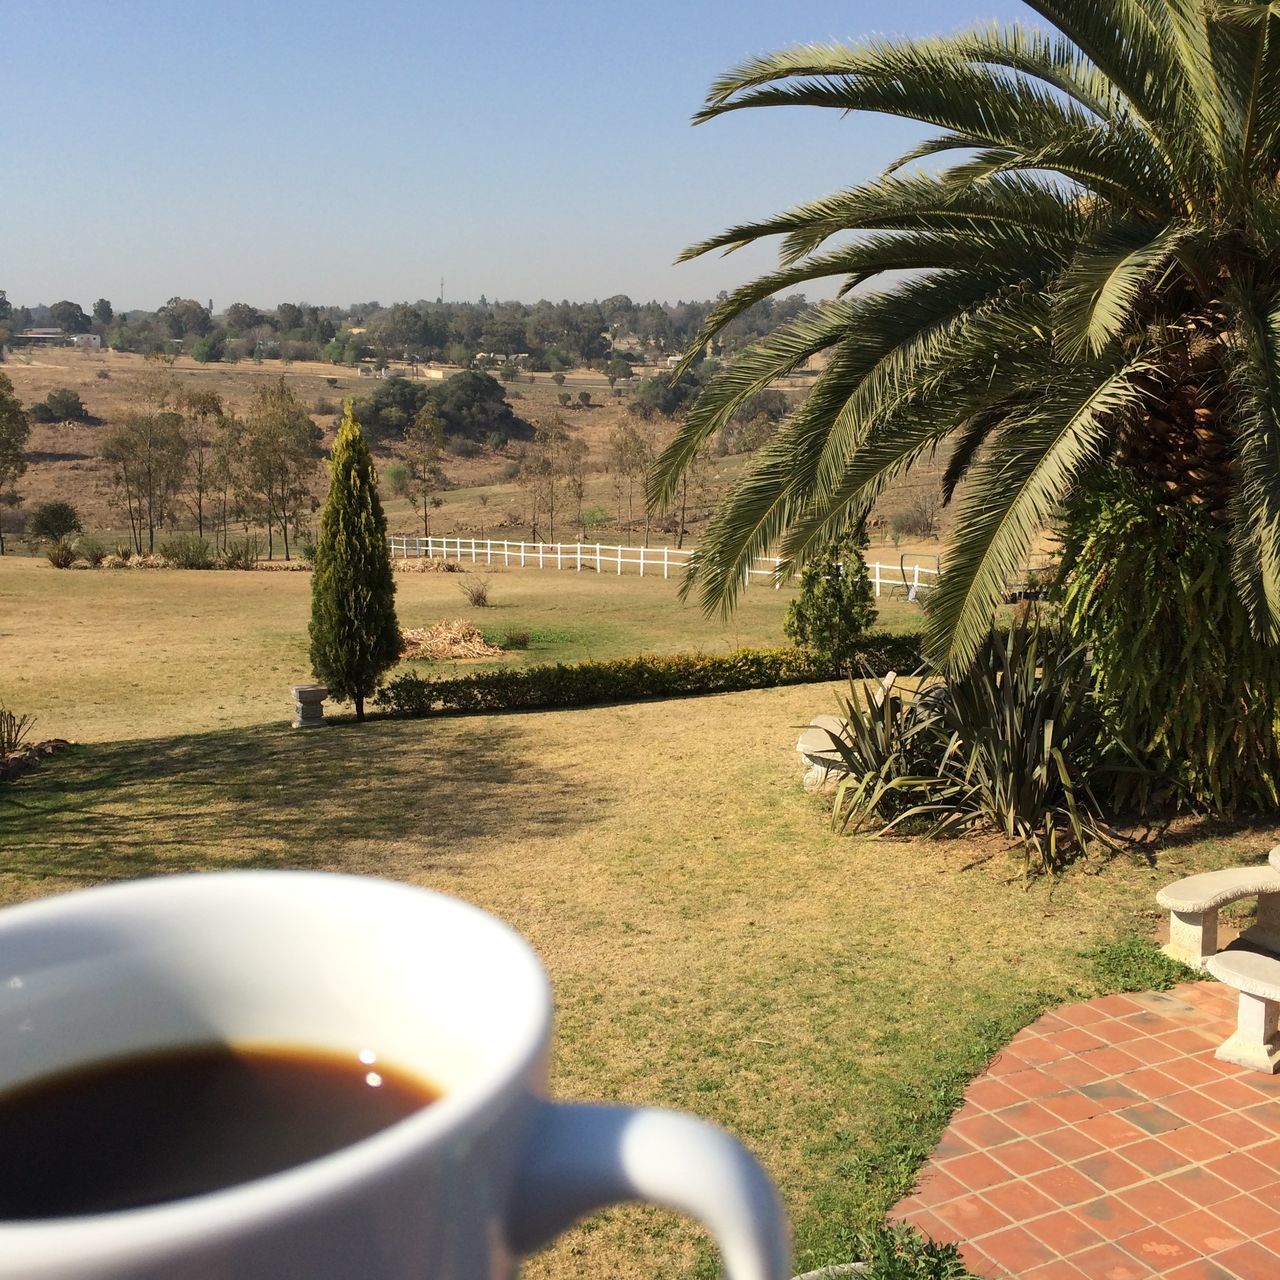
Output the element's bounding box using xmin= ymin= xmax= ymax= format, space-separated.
xmin=4 ymin=558 xmax=1274 ymax=1276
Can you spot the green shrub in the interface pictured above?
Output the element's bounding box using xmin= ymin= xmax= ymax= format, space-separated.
xmin=1063 ymin=468 xmax=1280 ymax=816
xmin=158 ymin=534 xmax=215 ymax=569
xmin=785 ymin=529 xmax=877 ymax=673
xmin=45 ymin=538 xmax=78 ymax=568
xmin=378 ymin=633 xmax=924 ymax=718
xmin=219 ymin=536 xmax=262 ymax=570
xmin=1088 ymin=936 xmax=1199 ymax=994
xmin=77 ymin=536 xmax=106 ymax=568
xmin=845 ymin=1223 xmax=979 ymax=1280
xmin=831 ymin=625 xmax=1128 ymax=875
xmin=28 ymin=501 xmax=82 ymax=542
xmin=500 ymin=629 xmax=531 ymax=650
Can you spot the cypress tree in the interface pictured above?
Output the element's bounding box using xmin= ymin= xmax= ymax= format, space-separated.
xmin=309 ymin=403 xmax=400 ymax=722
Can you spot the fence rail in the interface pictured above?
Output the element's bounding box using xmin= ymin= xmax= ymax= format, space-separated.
xmin=387 ymin=535 xmax=943 ymax=598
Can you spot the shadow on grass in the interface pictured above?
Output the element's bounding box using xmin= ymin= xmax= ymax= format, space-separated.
xmin=0 ymin=717 xmax=599 ymax=883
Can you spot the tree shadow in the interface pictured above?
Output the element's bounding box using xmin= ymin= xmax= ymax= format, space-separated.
xmin=1 ymin=717 xmax=602 ymax=884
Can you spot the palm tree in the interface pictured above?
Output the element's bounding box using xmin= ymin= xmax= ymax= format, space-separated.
xmin=652 ymin=1 xmax=1280 ymax=670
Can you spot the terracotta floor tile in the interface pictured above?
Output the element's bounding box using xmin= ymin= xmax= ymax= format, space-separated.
xmin=1005 ymin=1068 xmax=1072 ymax=1100
xmin=1078 ymin=1111 xmax=1147 ymax=1148
xmin=1163 ymin=1165 xmax=1236 ymax=1207
xmin=1237 ymin=1099 xmax=1280 ymax=1131
xmin=951 ymin=1112 xmax=1020 ymax=1150
xmin=1080 ymin=1079 xmax=1146 ymax=1108
xmin=1124 ymin=1067 xmax=1186 ymax=1100
xmin=1161 ymin=1090 xmax=1232 ymax=1124
xmin=1040 ymin=1091 xmax=1108 ymax=1124
xmin=913 ymin=1167 xmax=968 ymax=1206
xmin=1255 ymin=1225 xmax=1280 ymax=1254
xmin=972 ymin=1224 xmax=1057 ymax=1274
xmin=1107 ymin=1021 xmax=1159 ymax=1045
xmin=1163 ymin=1261 xmax=1241 ymax=1280
xmin=1118 ymin=1137 xmax=1193 ymax=1178
xmin=1055 ymin=1027 xmax=1109 ymax=1054
xmin=930 ymin=1131 xmax=975 ymax=1161
xmin=999 ymin=1100 xmax=1061 ymax=1137
xmin=1027 ymin=1164 xmax=1103 ymax=1208
xmin=1159 ymin=1028 xmax=1226 ymax=1056
xmin=1208 ymin=1241 xmax=1280 ymax=1280
xmin=1020 ymin=1262 xmax=1091 ymax=1280
xmin=1078 ymin=1046 xmax=1147 ymax=1078
xmin=1119 ymin=1102 xmax=1189 ymax=1137
xmin=1162 ymin=1207 xmax=1250 ymax=1255
xmin=1233 ymin=1071 xmax=1280 ymax=1098
xmin=1243 ymin=1135 xmax=1280 ymax=1165
xmin=982 ymin=1177 xmax=1060 ymax=1224
xmin=1044 ymin=1056 xmax=1109 ymax=1088
xmin=956 ymin=1242 xmax=1002 ymax=1279
xmin=932 ymin=1192 xmax=1011 ymax=1238
xmin=1076 ymin=1194 xmax=1153 ymax=1241
xmin=990 ymin=1137 xmax=1060 ymax=1177
xmin=1159 ymin=1124 xmax=1234 ymax=1165
xmin=1126 ymin=1012 xmax=1194 ymax=1036
xmin=966 ymin=1077 xmax=1027 ymax=1113
xmin=985 ymin=1050 xmax=1032 ymax=1078
xmin=1202 ymin=1151 xmax=1275 ymax=1194
xmin=905 ymin=1206 xmax=962 ymax=1245
xmin=939 ymin=1151 xmax=1014 ymax=1194
xmin=1212 ymin=1191 xmax=1280 ymax=1237
xmin=1075 ymin=1150 xmax=1147 ymax=1192
xmin=1162 ymin=1057 xmax=1232 ymax=1088
xmin=1136 ymin=1037 xmax=1189 ymax=1066
xmin=1019 ymin=1036 xmax=1073 ymax=1067
xmin=1115 ymin=1224 xmax=1197 ymax=1269
xmin=1093 ymin=994 xmax=1146 ymax=1017
xmin=1202 ymin=1111 xmax=1271 ymax=1150
xmin=1038 ymin=1126 xmax=1106 ymax=1163
xmin=1062 ymin=1003 xmax=1110 ymax=1027
xmin=1069 ymin=1241 xmax=1160 ymax=1279
xmin=1024 ymin=1208 xmax=1106 ymax=1255
xmin=1212 ymin=1078 xmax=1278 ymax=1113
xmin=1116 ymin=1180 xmax=1197 ymax=1223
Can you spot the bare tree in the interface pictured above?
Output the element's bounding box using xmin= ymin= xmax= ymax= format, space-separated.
xmin=239 ymin=379 xmax=321 ymax=559
xmin=178 ymin=387 xmax=225 ymax=537
xmin=100 ymin=412 xmax=188 ymax=552
xmin=401 ymin=403 xmax=446 ymax=537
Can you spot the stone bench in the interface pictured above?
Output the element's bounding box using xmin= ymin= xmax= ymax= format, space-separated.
xmin=1157 ymin=865 xmax=1280 ymax=970
xmin=1206 ymin=949 xmax=1280 ymax=1072
xmin=796 ymin=714 xmax=851 ymax=793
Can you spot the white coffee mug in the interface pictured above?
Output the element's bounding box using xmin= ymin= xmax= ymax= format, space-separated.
xmin=0 ymin=871 xmax=790 ymax=1279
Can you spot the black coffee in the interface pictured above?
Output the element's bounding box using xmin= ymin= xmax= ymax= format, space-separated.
xmin=0 ymin=1044 xmax=439 ymax=1219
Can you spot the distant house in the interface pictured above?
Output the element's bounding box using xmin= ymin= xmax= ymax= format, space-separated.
xmin=11 ymin=328 xmax=66 ymax=347
xmin=72 ymin=334 xmax=102 ymax=350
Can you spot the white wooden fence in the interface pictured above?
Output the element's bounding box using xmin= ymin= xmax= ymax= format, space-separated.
xmin=387 ymin=535 xmax=943 ymax=598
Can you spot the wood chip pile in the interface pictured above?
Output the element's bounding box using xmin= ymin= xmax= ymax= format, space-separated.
xmin=401 ymin=619 xmax=505 ymax=661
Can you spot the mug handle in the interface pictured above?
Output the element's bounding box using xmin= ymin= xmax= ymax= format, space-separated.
xmin=506 ymin=1102 xmax=791 ymax=1280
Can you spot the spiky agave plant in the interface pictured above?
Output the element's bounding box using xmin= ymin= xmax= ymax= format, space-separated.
xmin=651 ymin=2 xmax=1280 ymax=681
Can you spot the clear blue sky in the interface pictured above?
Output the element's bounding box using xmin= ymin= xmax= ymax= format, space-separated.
xmin=5 ymin=0 xmax=1032 ymax=311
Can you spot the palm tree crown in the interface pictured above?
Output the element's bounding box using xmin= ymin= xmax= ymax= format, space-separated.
xmin=652 ymin=0 xmax=1280 ymax=666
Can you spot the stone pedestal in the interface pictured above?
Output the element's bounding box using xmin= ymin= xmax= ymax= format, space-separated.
xmin=1216 ymin=991 xmax=1280 ymax=1073
xmin=291 ymin=684 xmax=328 ymax=728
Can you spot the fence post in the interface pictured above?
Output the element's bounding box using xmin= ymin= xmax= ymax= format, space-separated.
xmin=520 ymin=542 xmax=526 ymax=568
xmin=639 ymin=546 xmax=645 ymax=577
xmin=774 ymin=556 xmax=781 ymax=590
xmin=504 ymin=541 xmax=510 ymax=567
xmin=873 ymin=562 xmax=882 ymax=598
xmin=471 ymin=539 xmax=477 ymax=564
xmin=617 ymin=546 xmax=623 ymax=575
xmin=538 ymin=543 xmax=544 ymax=569
xmin=577 ymin=543 xmax=582 ymax=572
xmin=486 ymin=540 xmax=492 ymax=565
xmin=556 ymin=543 xmax=562 ymax=571
xmin=596 ymin=543 xmax=601 ymax=573
xmin=664 ymin=547 xmax=670 ymax=579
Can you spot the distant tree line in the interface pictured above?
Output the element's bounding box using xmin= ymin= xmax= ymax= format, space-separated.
xmin=0 ymin=290 xmax=811 ymax=371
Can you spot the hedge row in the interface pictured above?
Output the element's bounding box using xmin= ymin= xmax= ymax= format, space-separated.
xmin=375 ymin=632 xmax=924 ymax=718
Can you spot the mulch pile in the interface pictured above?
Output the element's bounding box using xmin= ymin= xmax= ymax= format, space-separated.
xmin=401 ymin=619 xmax=505 ymax=661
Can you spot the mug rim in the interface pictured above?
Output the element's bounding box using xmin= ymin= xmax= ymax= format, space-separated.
xmin=0 ymin=871 xmax=552 ymax=1258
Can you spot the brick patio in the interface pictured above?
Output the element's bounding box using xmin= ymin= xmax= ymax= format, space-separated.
xmin=891 ymin=981 xmax=1280 ymax=1279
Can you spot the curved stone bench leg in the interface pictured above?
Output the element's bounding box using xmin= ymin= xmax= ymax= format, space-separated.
xmin=1164 ymin=907 xmax=1218 ymax=971
xmin=1216 ymin=991 xmax=1280 ymax=1073
xmin=1240 ymin=891 xmax=1280 ymax=956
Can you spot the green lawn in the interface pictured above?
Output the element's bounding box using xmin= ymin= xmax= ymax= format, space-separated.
xmin=3 ymin=556 xmax=1274 ymax=1276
